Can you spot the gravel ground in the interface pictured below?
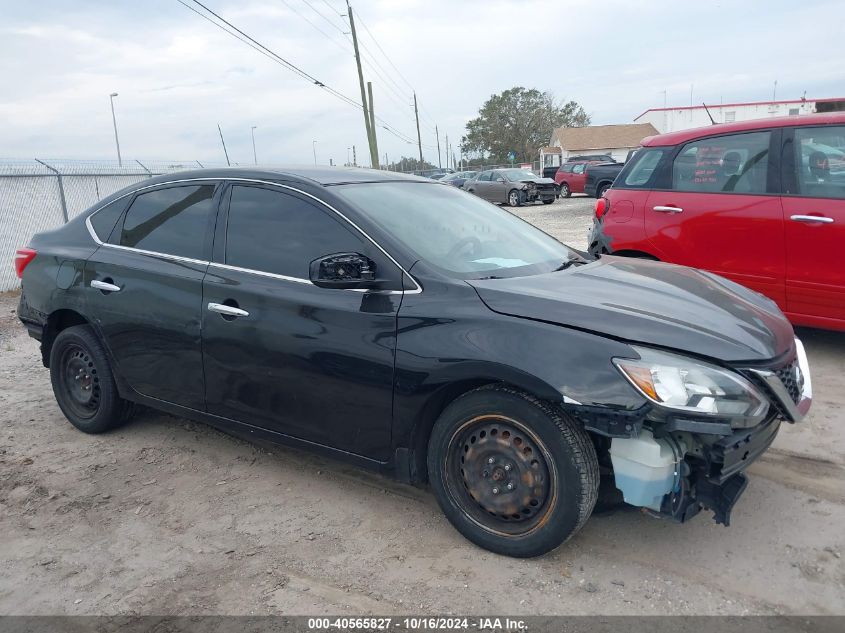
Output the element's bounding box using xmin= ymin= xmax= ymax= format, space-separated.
xmin=1 ymin=197 xmax=844 ymax=616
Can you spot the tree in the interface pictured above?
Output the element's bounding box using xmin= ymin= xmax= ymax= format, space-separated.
xmin=386 ymin=156 xmax=436 ymax=173
xmin=461 ymin=87 xmax=590 ymax=164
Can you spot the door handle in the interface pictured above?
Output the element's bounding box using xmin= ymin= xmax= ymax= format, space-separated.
xmin=653 ymin=205 xmax=684 ymax=213
xmin=91 ymin=280 xmax=121 ymax=293
xmin=790 ymin=215 xmax=834 ymax=224
xmin=207 ymin=302 xmax=249 ymax=318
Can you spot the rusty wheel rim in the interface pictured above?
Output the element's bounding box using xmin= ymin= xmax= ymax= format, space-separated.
xmin=444 ymin=415 xmax=557 ymax=537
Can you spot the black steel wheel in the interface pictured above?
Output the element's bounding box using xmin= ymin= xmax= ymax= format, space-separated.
xmin=428 ymin=385 xmax=599 ymax=557
xmin=597 ymin=183 xmax=611 ymax=198
xmin=50 ymin=325 xmax=135 ymax=434
xmin=446 ymin=415 xmax=555 ymax=536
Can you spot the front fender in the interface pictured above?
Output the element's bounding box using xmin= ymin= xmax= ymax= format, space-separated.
xmin=391 ymin=278 xmax=648 ymax=454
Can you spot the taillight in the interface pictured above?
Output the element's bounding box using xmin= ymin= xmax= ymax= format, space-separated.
xmin=595 ymin=198 xmax=608 ymax=220
xmin=14 ymin=248 xmax=37 ymax=279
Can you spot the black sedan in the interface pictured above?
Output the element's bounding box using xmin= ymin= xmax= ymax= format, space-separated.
xmin=438 ymin=170 xmax=478 ymax=189
xmin=15 ymin=167 xmax=811 ymax=557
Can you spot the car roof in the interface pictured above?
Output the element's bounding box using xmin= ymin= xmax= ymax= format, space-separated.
xmin=130 ymin=166 xmax=432 ymax=189
xmin=642 ymin=112 xmax=845 ymax=147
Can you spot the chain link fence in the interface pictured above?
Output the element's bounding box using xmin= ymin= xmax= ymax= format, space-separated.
xmin=0 ymin=159 xmax=234 ymax=292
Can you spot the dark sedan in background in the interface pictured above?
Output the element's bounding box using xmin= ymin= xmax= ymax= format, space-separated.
xmin=439 ymin=170 xmax=477 ymax=189
xmin=464 ymin=168 xmax=558 ymax=206
xmin=15 ymin=167 xmax=810 ymax=558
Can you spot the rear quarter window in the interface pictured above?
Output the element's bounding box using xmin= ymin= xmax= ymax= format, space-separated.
xmin=619 ymin=148 xmax=666 ymax=187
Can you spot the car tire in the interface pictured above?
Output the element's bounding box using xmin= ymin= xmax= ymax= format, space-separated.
xmin=508 ymin=189 xmax=523 ymax=207
xmin=559 ymin=183 xmax=571 ymax=198
xmin=49 ymin=325 xmax=135 ymax=434
xmin=542 ymin=198 xmax=554 ymax=205
xmin=427 ymin=384 xmax=599 ymax=558
xmin=597 ymin=183 xmax=611 ymax=198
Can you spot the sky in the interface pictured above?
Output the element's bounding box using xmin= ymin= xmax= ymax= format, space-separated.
xmin=1 ymin=0 xmax=843 ymax=167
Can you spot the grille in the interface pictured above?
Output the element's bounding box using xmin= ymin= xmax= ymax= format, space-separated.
xmin=773 ymin=359 xmax=802 ymax=404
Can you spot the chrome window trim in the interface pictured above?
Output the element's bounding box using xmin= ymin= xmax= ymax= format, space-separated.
xmin=84 ymin=176 xmax=422 ymax=294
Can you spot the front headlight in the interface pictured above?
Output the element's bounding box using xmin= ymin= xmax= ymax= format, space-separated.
xmin=613 ymin=347 xmax=769 ymax=428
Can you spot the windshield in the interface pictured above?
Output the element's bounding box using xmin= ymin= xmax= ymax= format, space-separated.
xmin=501 ymin=169 xmax=537 ymax=180
xmin=333 ymin=182 xmax=579 ymax=279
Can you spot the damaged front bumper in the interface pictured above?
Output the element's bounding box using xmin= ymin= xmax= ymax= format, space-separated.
xmin=596 ymin=340 xmax=812 ymax=526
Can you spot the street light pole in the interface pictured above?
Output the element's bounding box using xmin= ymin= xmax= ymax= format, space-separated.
xmin=109 ymin=93 xmax=122 ymax=167
xmin=312 ymin=140 xmax=318 ymax=166
xmin=251 ymin=126 xmax=258 ymax=165
xmin=347 ymin=147 xmax=351 ymax=166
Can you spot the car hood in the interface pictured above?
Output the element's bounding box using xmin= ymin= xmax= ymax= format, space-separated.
xmin=467 ymin=256 xmax=794 ymax=363
xmin=513 ymin=176 xmax=556 ymax=185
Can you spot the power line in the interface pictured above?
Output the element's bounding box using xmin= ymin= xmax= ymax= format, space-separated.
xmin=298 ymin=0 xmax=428 ymax=131
xmin=176 ymin=0 xmax=424 ymax=149
xmin=279 ymin=0 xmax=353 ymax=57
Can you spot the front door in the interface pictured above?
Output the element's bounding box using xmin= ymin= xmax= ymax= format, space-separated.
xmin=85 ymin=182 xmax=219 ymax=410
xmin=201 ymin=183 xmax=404 ymax=460
xmin=644 ymin=129 xmax=787 ymax=309
xmin=781 ymin=124 xmax=845 ymax=326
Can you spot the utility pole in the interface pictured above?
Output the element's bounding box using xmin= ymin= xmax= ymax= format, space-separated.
xmin=217 ymin=124 xmax=230 ymax=166
xmin=384 ymin=153 xmax=388 ymax=170
xmin=435 ymin=126 xmax=442 ymax=168
xmin=445 ymin=133 xmax=449 ymax=169
xmin=109 ymin=93 xmax=122 ymax=167
xmin=413 ymin=91 xmax=423 ymax=164
xmin=352 ymin=144 xmax=357 ymax=167
xmin=347 ymin=2 xmax=378 ymax=169
xmin=251 ymin=126 xmax=257 ymax=164
xmin=367 ymin=81 xmax=379 ymax=167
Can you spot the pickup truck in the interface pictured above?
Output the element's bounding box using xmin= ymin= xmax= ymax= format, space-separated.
xmin=584 ymin=149 xmax=639 ymax=198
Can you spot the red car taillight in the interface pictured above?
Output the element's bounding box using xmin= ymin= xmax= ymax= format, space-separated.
xmin=14 ymin=248 xmax=37 ymax=279
xmin=595 ymin=198 xmax=608 ymax=220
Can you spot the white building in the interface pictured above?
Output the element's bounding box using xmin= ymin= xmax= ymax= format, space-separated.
xmin=634 ymin=97 xmax=845 ymax=134
xmin=540 ymin=122 xmax=659 ymax=171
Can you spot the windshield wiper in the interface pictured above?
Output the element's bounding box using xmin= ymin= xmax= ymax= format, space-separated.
xmin=475 ymin=275 xmax=504 ymax=280
xmin=552 ymin=259 xmax=586 ymax=272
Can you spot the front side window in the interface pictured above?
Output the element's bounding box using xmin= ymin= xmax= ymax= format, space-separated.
xmin=224 ymin=186 xmax=365 ymax=279
xmin=120 ymin=185 xmax=215 ymax=259
xmin=671 ymin=131 xmax=770 ymax=194
xmin=621 ymin=148 xmax=665 ymax=187
xmin=333 ymin=182 xmax=580 ymax=279
xmin=793 ymin=126 xmax=845 ymax=199
xmin=572 ymin=164 xmax=586 ymax=174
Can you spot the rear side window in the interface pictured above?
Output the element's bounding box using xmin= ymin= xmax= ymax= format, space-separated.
xmin=560 ymin=164 xmax=574 ymax=173
xmin=793 ymin=126 xmax=845 ymax=199
xmin=224 ymin=186 xmax=365 ymax=279
xmin=478 ymin=171 xmax=492 ymax=181
xmin=90 ymin=197 xmax=129 ymax=242
xmin=622 ymin=148 xmax=666 ymax=187
xmin=672 ymin=131 xmax=770 ymax=194
xmin=120 ymin=185 xmax=215 ymax=259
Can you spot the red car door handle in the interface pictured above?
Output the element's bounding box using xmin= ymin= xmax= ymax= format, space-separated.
xmin=790 ymin=214 xmax=834 ymax=224
xmin=653 ymin=205 xmax=683 ymax=213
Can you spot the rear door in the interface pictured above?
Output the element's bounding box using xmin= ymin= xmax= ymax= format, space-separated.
xmin=201 ymin=183 xmax=404 ymax=460
xmin=781 ymin=124 xmax=845 ymax=326
xmin=85 ymin=181 xmax=220 ymax=410
xmin=644 ymin=130 xmax=786 ymax=308
xmin=472 ymin=171 xmax=492 ymax=199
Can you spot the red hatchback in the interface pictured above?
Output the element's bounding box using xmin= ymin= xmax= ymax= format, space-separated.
xmin=588 ymin=113 xmax=845 ymax=331
xmin=555 ymin=160 xmax=602 ymax=197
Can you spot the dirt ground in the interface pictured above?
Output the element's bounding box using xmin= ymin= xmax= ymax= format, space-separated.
xmin=1 ymin=197 xmax=844 ymax=615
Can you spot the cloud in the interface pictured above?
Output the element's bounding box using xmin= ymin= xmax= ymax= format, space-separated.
xmin=0 ymin=0 xmax=842 ymax=165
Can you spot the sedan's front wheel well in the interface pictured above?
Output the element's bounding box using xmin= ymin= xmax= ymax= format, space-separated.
xmin=408 ymin=380 xmax=565 ymax=484
xmin=42 ymin=309 xmax=89 ymax=367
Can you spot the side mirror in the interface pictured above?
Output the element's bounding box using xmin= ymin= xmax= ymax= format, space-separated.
xmin=497 ymin=177 xmax=506 ymax=182
xmin=309 ymin=252 xmax=386 ymax=290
